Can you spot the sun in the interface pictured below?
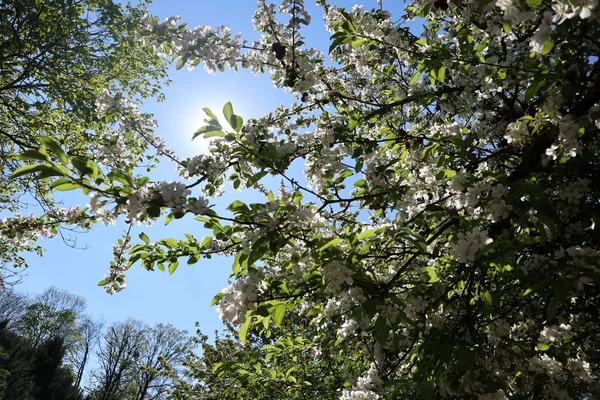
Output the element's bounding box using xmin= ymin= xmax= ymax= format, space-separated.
xmin=160 ymin=69 xmax=279 ymax=159
xmin=174 ymin=96 xmax=250 ymax=157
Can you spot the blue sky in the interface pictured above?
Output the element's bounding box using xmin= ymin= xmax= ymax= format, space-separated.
xmin=17 ymin=0 xmax=404 ymax=337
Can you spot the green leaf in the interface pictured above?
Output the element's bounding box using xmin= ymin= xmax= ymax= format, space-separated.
xmin=410 ymin=69 xmax=422 ymax=85
xmin=537 ymin=342 xmax=550 ymax=351
xmin=437 ymin=66 xmax=446 ymax=82
xmin=232 ymin=253 xmax=244 ymax=274
xmin=480 ymin=289 xmax=493 ymax=306
xmin=20 ymin=150 xmax=49 ymax=162
xmin=408 ymin=236 xmax=428 ymax=255
xmin=71 ymin=157 xmax=94 ymax=176
xmin=354 ymin=179 xmax=368 ymax=188
xmin=285 ymin=366 xmax=297 ymax=378
xmin=211 ymin=292 xmax=226 ymax=306
xmin=211 ymin=362 xmax=224 ymax=373
xmin=52 ymin=182 xmax=81 ymax=191
xmin=329 ymin=33 xmax=348 ymax=53
xmin=357 ymin=229 xmax=377 ymax=241
xmin=38 ymin=136 xmax=68 ymax=164
xmin=107 ymin=170 xmax=132 ymax=186
xmin=136 ymin=176 xmax=150 ymax=188
xmin=175 ymin=57 xmax=185 ymax=70
xmin=526 ymin=0 xmax=542 ymax=7
xmin=203 ymin=107 xmax=219 ymax=121
xmin=164 ymin=213 xmax=175 ymax=226
xmin=193 ymin=124 xmax=226 ymax=139
xmin=223 ymin=102 xmax=234 ymax=125
xmin=201 ymin=236 xmax=213 ymax=248
xmin=97 ymin=279 xmax=108 ymax=286
xmin=525 ymin=77 xmax=546 ymax=102
xmin=341 ymin=18 xmax=355 ymax=32
xmin=523 ymin=277 xmax=552 ymax=296
xmin=49 ymin=177 xmax=71 ymax=189
xmin=35 ymin=164 xmax=68 ymax=179
xmin=541 ymin=40 xmax=554 ymax=55
xmin=227 ymin=200 xmax=250 ymax=214
xmin=247 ymin=171 xmax=268 ymax=187
xmin=204 ymin=131 xmax=226 ymax=139
xmin=262 ymin=315 xmax=271 ymax=329
xmin=168 ymin=260 xmax=179 ymax=275
xmin=239 ymin=313 xmax=251 ymax=343
xmin=444 ymin=169 xmax=457 ymax=179
xmin=318 ymin=237 xmax=342 ymax=251
xmin=230 ymin=115 xmax=243 ymax=133
xmin=422 ymin=266 xmax=439 ymax=283
xmin=162 ymin=238 xmax=179 ymax=248
xmin=11 ymin=164 xmax=50 ymax=179
xmin=139 ymin=232 xmax=150 ymax=245
xmin=351 ymin=38 xmax=366 ymax=48
xmin=270 ymin=302 xmax=287 ymax=327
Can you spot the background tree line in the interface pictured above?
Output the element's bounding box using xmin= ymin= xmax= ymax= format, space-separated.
xmin=0 ymin=287 xmax=193 ymax=400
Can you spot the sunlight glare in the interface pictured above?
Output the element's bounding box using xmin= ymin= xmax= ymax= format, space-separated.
xmin=176 ymin=96 xmax=249 ymax=158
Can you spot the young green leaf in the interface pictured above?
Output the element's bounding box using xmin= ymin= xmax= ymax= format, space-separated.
xmin=318 ymin=237 xmax=342 ymax=251
xmin=38 ymin=136 xmax=68 ymax=164
xmin=168 ymin=260 xmax=179 ymax=275
xmin=139 ymin=232 xmax=150 ymax=245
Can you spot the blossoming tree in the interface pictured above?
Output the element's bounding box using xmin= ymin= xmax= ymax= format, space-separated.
xmin=0 ymin=0 xmax=166 ymax=282
xmin=8 ymin=0 xmax=600 ymax=398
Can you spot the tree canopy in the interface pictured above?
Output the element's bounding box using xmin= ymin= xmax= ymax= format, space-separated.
xmin=0 ymin=318 xmax=82 ymax=400
xmin=164 ymin=317 xmax=349 ymax=400
xmin=0 ymin=0 xmax=167 ymax=281
xmin=6 ymin=0 xmax=600 ymax=398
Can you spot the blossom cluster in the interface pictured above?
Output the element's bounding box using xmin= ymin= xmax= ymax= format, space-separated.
xmin=339 ymin=362 xmax=382 ymax=400
xmin=322 ymin=260 xmax=354 ymax=290
xmin=94 ymin=89 xmax=177 ymax=168
xmin=454 ymin=228 xmax=493 ymax=263
xmin=88 ymin=182 xmax=210 ymax=226
xmin=216 ymin=270 xmax=263 ymax=324
xmin=0 ymin=206 xmax=91 ymax=247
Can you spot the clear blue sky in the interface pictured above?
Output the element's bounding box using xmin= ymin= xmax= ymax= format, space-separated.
xmin=17 ymin=0 xmax=404 ymax=337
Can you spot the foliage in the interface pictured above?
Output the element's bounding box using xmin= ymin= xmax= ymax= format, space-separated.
xmin=30 ymin=337 xmax=83 ymax=400
xmin=0 ymin=287 xmax=93 ymax=395
xmin=164 ymin=318 xmax=350 ymax=400
xmin=0 ymin=0 xmax=167 ymax=281
xmin=16 ymin=286 xmax=86 ymax=349
xmin=0 ymin=320 xmax=82 ymax=400
xmin=10 ymin=0 xmax=600 ymax=398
